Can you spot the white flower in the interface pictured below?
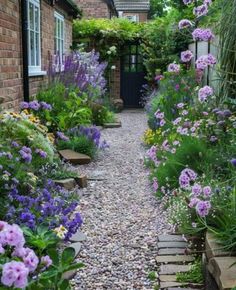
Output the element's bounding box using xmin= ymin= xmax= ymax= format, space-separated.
xmin=111 ymin=65 xmax=116 ymax=70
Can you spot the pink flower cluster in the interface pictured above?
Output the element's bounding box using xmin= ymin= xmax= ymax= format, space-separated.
xmin=168 ymin=63 xmax=180 ymax=73
xmin=198 ymin=85 xmax=214 ymax=102
xmin=146 ymin=145 xmax=159 ymax=166
xmin=193 ymin=4 xmax=208 ymax=17
xmin=0 ymin=221 xmax=52 ymax=289
xmin=189 ymin=184 xmax=212 ymax=217
xmin=196 ymin=54 xmax=216 ymax=70
xmin=192 ymin=28 xmax=215 ymax=41
xmin=178 ymin=19 xmax=192 ymax=30
xmin=181 ymin=50 xmax=194 ymax=63
xmin=155 ymin=109 xmax=166 ymax=127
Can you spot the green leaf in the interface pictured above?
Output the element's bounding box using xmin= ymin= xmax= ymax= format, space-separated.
xmin=64 ymin=262 xmax=84 ymax=272
xmin=39 ymin=269 xmax=58 ymax=280
xmin=61 ymin=247 xmax=76 ymax=266
xmin=58 ymin=279 xmax=71 ymax=290
xmin=48 ymin=248 xmax=60 ymax=266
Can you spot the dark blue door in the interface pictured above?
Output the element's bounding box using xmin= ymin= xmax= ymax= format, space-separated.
xmin=121 ymin=43 xmax=146 ymax=108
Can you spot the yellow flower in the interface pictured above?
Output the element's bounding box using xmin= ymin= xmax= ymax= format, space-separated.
xmin=47 ymin=133 xmax=55 ymax=144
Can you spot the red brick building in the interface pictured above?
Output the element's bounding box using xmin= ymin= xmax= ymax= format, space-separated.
xmin=74 ymin=0 xmax=117 ymax=18
xmin=0 ymin=0 xmax=79 ymax=110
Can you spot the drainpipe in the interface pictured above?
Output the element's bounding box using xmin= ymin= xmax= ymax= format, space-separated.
xmin=21 ymin=0 xmax=30 ymax=102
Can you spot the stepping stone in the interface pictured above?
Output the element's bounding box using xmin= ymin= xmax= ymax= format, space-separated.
xmin=205 ymin=231 xmax=232 ymax=260
xmin=103 ymin=122 xmax=121 ymax=128
xmin=158 ymin=241 xmax=188 ymax=249
xmin=62 ymin=269 xmax=77 ymax=280
xmin=208 ymin=257 xmax=236 ymax=290
xmin=158 ymin=235 xmax=186 ymax=242
xmin=160 ymin=281 xmax=184 ymax=289
xmin=159 ymin=275 xmax=177 ymax=282
xmin=59 ymin=149 xmax=91 ymax=165
xmin=68 ymin=242 xmax=82 ymax=258
xmin=159 ymin=248 xmax=188 ymax=255
xmin=69 ymin=231 xmax=87 ymax=243
xmin=75 ymin=175 xmax=88 ymax=188
xmin=160 ymin=264 xmax=191 ymax=275
xmin=54 ymin=178 xmax=76 ymax=190
xmin=156 ymin=255 xmax=194 ymax=264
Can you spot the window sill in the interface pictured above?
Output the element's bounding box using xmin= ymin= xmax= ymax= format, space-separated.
xmin=29 ymin=71 xmax=47 ymax=77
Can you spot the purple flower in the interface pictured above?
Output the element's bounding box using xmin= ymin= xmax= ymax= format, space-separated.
xmin=189 ymin=197 xmax=200 ymax=208
xmin=0 ymin=223 xmax=25 ymax=248
xmin=192 ymin=184 xmax=202 ymax=196
xmin=231 ymin=158 xmax=236 ymax=167
xmin=192 ymin=28 xmax=215 ymax=41
xmin=20 ymin=102 xmax=29 ymax=109
xmin=11 ymin=141 xmax=19 ymax=148
xmin=1 ymin=261 xmax=29 ymax=289
xmin=196 ymin=54 xmax=216 ymax=70
xmin=168 ymin=63 xmax=180 ymax=73
xmin=181 ymin=50 xmax=193 ymax=63
xmin=196 ymin=201 xmax=210 ymax=217
xmin=23 ymin=248 xmax=39 ymax=272
xmin=19 ymin=146 xmax=32 ymax=163
xmin=179 ymin=173 xmax=190 ymax=189
xmin=178 ymin=19 xmax=192 ymax=29
xmin=210 ymin=136 xmax=218 ymax=143
xmin=29 ymin=101 xmax=40 ymax=111
xmin=40 ymin=101 xmax=52 ymax=110
xmin=57 ymin=132 xmax=69 ymax=141
xmin=41 ymin=255 xmax=53 ymax=268
xmin=183 ymin=0 xmax=194 ymax=4
xmin=198 ymin=86 xmax=214 ymax=102
xmin=152 ymin=178 xmax=159 ymax=191
xmin=194 ymin=4 xmax=208 ymax=17
xmin=203 ymin=186 xmax=212 ymax=197
xmin=35 ymin=149 xmax=47 ymax=158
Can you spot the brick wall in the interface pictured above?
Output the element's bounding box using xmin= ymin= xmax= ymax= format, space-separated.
xmin=74 ymin=0 xmax=111 ymax=18
xmin=0 ymin=0 xmax=23 ymax=110
xmin=0 ymin=0 xmax=74 ymax=110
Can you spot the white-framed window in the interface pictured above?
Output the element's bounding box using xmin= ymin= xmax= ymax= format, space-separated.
xmin=125 ymin=15 xmax=139 ymax=22
xmin=54 ymin=11 xmax=64 ymax=63
xmin=27 ymin=0 xmax=42 ymax=75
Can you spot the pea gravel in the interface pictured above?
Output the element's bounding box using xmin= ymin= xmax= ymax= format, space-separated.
xmin=72 ymin=110 xmax=172 ymax=290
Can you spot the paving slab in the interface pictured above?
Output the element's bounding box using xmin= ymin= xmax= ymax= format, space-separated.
xmin=156 ymin=255 xmax=194 ymax=264
xmin=158 ymin=241 xmax=188 ymax=249
xmin=75 ymin=175 xmax=88 ymax=188
xmin=103 ymin=122 xmax=122 ymax=128
xmin=208 ymin=256 xmax=236 ymax=290
xmin=158 ymin=235 xmax=186 ymax=242
xmin=69 ymin=231 xmax=87 ymax=243
xmin=159 ymin=275 xmax=177 ymax=282
xmin=68 ymin=242 xmax=82 ymax=258
xmin=54 ymin=178 xmax=77 ymax=190
xmin=160 ymin=281 xmax=184 ymax=288
xmin=59 ymin=149 xmax=91 ymax=165
xmin=159 ymin=248 xmax=188 ymax=255
xmin=159 ymin=264 xmax=191 ymax=275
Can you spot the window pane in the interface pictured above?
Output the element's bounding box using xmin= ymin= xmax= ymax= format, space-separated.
xmin=61 ymin=40 xmax=64 ymax=55
xmin=35 ymin=6 xmax=39 ymax=32
xmin=29 ymin=3 xmax=34 ymax=30
xmin=35 ymin=32 xmax=39 ymax=66
xmin=57 ymin=19 xmax=60 ymax=38
xmin=61 ymin=21 xmax=64 ymax=39
xmin=124 ymin=55 xmax=129 ymax=63
xmin=131 ymin=55 xmax=136 ymax=64
xmin=30 ymin=31 xmax=35 ymax=65
xmin=130 ymin=64 xmax=136 ymax=72
xmin=124 ymin=64 xmax=130 ymax=72
xmin=131 ymin=45 xmax=136 ymax=54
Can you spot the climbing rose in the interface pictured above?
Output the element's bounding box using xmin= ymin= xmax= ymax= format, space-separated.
xmin=178 ymin=19 xmax=192 ymax=29
xmin=181 ymin=50 xmax=193 ymax=63
xmin=198 ymin=86 xmax=213 ymax=102
xmin=168 ymin=63 xmax=180 ymax=73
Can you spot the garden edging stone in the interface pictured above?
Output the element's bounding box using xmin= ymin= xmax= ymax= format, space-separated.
xmin=58 ymin=149 xmax=91 ymax=165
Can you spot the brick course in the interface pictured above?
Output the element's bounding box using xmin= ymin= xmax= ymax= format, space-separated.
xmin=0 ymin=0 xmax=74 ymax=110
xmin=74 ymin=0 xmax=112 ymax=18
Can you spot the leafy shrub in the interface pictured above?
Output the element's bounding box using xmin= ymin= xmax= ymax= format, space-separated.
xmin=89 ymin=102 xmax=115 ymax=125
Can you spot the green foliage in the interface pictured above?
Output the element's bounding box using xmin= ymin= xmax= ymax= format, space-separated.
xmin=36 ymin=83 xmax=92 ymax=131
xmin=90 ymin=102 xmax=115 ymax=125
xmin=176 ymin=259 xmax=204 ymax=284
xmin=148 ymin=271 xmax=157 ymax=281
xmin=57 ymin=136 xmax=97 ymax=159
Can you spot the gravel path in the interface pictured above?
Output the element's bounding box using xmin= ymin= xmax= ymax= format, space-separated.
xmin=72 ymin=110 xmax=171 ymax=290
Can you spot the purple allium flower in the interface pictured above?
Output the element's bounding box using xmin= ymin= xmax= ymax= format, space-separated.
xmin=192 ymin=28 xmax=214 ymax=41
xmin=196 ymin=201 xmax=210 ymax=217
xmin=40 ymin=101 xmax=52 ymax=110
xmin=1 ymin=261 xmax=29 ymax=289
xmin=198 ymin=85 xmax=214 ymax=102
xmin=35 ymin=149 xmax=47 ymax=158
xmin=0 ymin=223 xmax=25 ymax=248
xmin=181 ymin=50 xmax=193 ymax=63
xmin=189 ymin=197 xmax=200 ymax=208
xmin=181 ymin=168 xmax=197 ymax=181
xmin=29 ymin=100 xmax=40 ymax=111
xmin=230 ymin=158 xmax=236 ymax=167
xmin=57 ymin=132 xmax=69 ymax=141
xmin=204 ymin=0 xmax=212 ymax=6
xmin=192 ymin=184 xmax=202 ymax=196
xmin=168 ymin=63 xmax=180 ymax=73
xmin=223 ymin=109 xmax=232 ymax=117
xmin=178 ymin=19 xmax=192 ymax=29
xmin=179 ymin=173 xmax=190 ymax=189
xmin=196 ymin=54 xmax=216 ymax=70
xmin=173 ymin=117 xmax=182 ymax=125
xmin=20 ymin=102 xmax=29 ymax=109
xmin=11 ymin=141 xmax=19 ymax=148
xmin=41 ymin=255 xmax=53 ymax=268
xmin=193 ymin=4 xmax=208 ymax=17
xmin=183 ymin=0 xmax=194 ymax=4
xmin=155 ymin=110 xmax=165 ymax=119
xmin=203 ymin=186 xmax=212 ymax=197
